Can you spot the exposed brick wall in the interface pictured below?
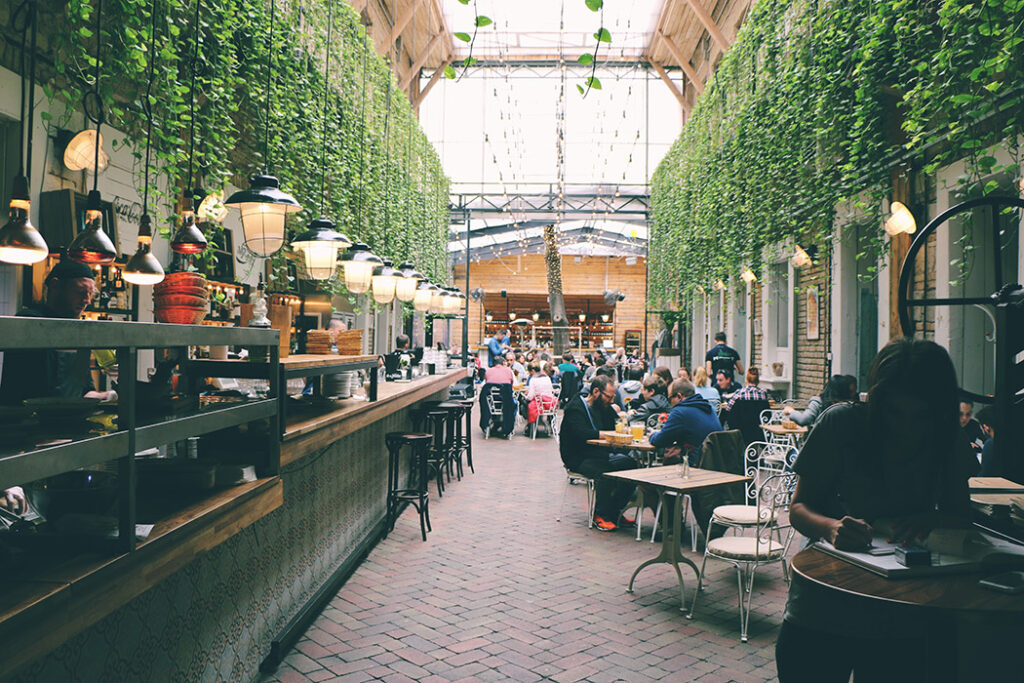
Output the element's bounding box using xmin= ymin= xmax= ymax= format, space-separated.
xmin=750 ymin=282 xmax=762 ymax=370
xmin=910 ymin=232 xmax=937 ymax=340
xmin=794 ymin=258 xmax=829 ymax=400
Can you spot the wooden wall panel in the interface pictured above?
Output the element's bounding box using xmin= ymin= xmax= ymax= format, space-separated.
xmin=452 ymin=254 xmax=648 ymax=351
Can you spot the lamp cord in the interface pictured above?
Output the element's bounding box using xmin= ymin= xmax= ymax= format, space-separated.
xmin=12 ymin=1 xmax=30 ymax=179
xmin=141 ymin=0 xmax=158 ymax=212
xmin=264 ymin=0 xmax=275 ymax=173
xmin=91 ymin=0 xmax=103 ymax=194
xmin=382 ymin=79 xmax=392 ymax=253
xmin=186 ymin=0 xmax=202 ymax=196
xmin=356 ymin=29 xmax=368 ymax=230
xmin=318 ymin=0 xmax=333 ymax=215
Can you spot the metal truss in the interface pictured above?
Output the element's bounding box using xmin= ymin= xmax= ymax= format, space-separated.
xmin=449 ymin=226 xmax=646 ymax=264
xmin=423 ymin=61 xmax=678 ymax=80
xmin=449 ymin=184 xmax=649 ymax=222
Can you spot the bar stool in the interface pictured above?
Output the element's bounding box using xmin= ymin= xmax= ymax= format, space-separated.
xmin=384 ymin=432 xmax=433 ymax=541
xmin=437 ymin=402 xmax=467 ymax=481
xmin=410 ymin=407 xmax=450 ymax=497
xmin=456 ymin=398 xmax=474 ymax=473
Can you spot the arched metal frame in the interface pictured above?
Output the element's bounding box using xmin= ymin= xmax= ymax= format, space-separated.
xmin=897 ymin=195 xmax=1024 ymax=404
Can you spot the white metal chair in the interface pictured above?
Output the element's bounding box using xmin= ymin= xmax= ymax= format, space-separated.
xmin=556 ymin=467 xmax=595 ymax=528
xmin=709 ymin=441 xmax=796 ymax=532
xmin=531 ymin=397 xmax=558 ymax=439
xmin=688 ymin=471 xmax=798 ymax=642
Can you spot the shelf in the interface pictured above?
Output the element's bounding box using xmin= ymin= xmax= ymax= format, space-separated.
xmin=135 ymin=398 xmax=278 ymax=451
xmin=0 ymin=430 xmax=128 ymax=492
xmin=0 ymin=317 xmax=279 ymax=349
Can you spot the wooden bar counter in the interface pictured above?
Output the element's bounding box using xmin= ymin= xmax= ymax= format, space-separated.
xmin=2 ymin=368 xmax=467 ymax=682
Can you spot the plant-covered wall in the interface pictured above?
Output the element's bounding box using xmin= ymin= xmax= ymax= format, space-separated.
xmin=648 ymin=0 xmax=1024 ymax=310
xmin=39 ymin=0 xmax=449 ymax=285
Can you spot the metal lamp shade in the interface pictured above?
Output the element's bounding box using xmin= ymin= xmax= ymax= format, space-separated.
xmin=341 ymin=242 xmax=382 ymax=294
xmin=0 ymin=199 xmax=48 ymax=265
xmin=413 ymin=282 xmax=437 ymax=312
xmin=395 ymin=261 xmax=424 ymax=302
xmin=371 ymin=259 xmax=400 ymax=305
xmin=68 ymin=191 xmax=116 ymax=265
xmin=170 ymin=208 xmax=208 ymax=254
xmin=123 ymin=214 xmax=165 ymax=285
xmin=292 ymin=217 xmax=352 ymax=281
xmin=225 ymin=174 xmax=302 ymax=257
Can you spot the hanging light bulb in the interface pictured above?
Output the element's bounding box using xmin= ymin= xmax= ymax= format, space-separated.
xmin=292 ymin=217 xmax=351 ymax=280
xmin=0 ymin=175 xmax=48 ymax=265
xmin=430 ymin=286 xmax=447 ymax=314
xmin=395 ymin=261 xmax=424 ymax=302
xmin=63 ymin=129 xmax=109 ymax=172
xmin=196 ymin=189 xmax=228 ymax=222
xmin=741 ymin=268 xmax=757 ymax=284
xmin=578 ymin=313 xmax=586 ymax=322
xmin=170 ymin=194 xmax=208 ymax=254
xmin=68 ymin=190 xmax=116 ymax=265
xmin=884 ymin=201 xmax=917 ymax=236
xmin=340 ymin=242 xmax=382 ymax=294
xmin=414 ymin=281 xmax=438 ymax=312
xmin=532 ymin=311 xmax=540 ymax=321
xmin=600 ymin=313 xmax=609 ymax=322
xmin=371 ymin=259 xmax=401 ymax=305
xmin=507 ymin=310 xmax=516 ymax=321
xmin=123 ymin=213 xmax=164 ymax=285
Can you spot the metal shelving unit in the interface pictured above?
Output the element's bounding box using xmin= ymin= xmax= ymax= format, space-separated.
xmin=0 ymin=316 xmax=281 ymax=553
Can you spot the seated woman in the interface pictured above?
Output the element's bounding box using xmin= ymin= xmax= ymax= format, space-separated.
xmin=692 ymin=366 xmax=721 ymax=413
xmin=720 ymin=367 xmax=768 ymax=412
xmin=524 ymin=362 xmax=554 ymax=402
xmin=776 ymin=338 xmax=976 ymax=682
xmin=784 ymin=374 xmax=857 ymax=426
xmin=629 ymin=375 xmax=670 ymax=425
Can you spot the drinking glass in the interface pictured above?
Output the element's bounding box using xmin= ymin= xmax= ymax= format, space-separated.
xmin=631 ymin=424 xmax=644 ymax=443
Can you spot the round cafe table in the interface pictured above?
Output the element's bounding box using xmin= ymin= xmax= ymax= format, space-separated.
xmin=791 ymin=546 xmax=1024 ymax=681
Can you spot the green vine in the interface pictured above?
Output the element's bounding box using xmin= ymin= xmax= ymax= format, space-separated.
xmin=649 ymin=0 xmax=1024 ymax=312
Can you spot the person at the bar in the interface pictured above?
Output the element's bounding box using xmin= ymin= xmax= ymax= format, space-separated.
xmin=776 ymin=338 xmax=976 ymax=682
xmin=0 ymin=256 xmax=116 ymax=405
xmin=486 ymin=328 xmax=508 ymax=367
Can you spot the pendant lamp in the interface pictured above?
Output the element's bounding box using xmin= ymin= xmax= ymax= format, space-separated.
xmin=413 ymin=281 xmax=437 ymax=312
xmin=395 ymin=261 xmax=423 ymax=302
xmin=293 ymin=217 xmax=351 ymax=280
xmin=430 ymin=286 xmax=446 ymax=314
xmin=68 ymin=0 xmax=116 ymax=266
xmin=0 ymin=3 xmax=48 ymax=265
xmin=290 ymin=0 xmax=350 ymax=280
xmin=371 ymin=259 xmax=401 ymax=305
xmin=123 ymin=0 xmax=165 ymax=286
xmin=225 ymin=0 xmax=301 ymax=256
xmin=341 ymin=242 xmax=382 ymax=294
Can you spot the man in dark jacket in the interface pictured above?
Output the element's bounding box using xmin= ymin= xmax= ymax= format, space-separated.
xmin=559 ymin=375 xmax=637 ymax=532
xmin=650 ymin=379 xmax=722 ymax=465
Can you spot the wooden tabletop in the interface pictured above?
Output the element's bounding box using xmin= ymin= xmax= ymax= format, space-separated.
xmin=604 ymin=465 xmax=750 ymax=493
xmin=791 ymin=547 xmax=1024 ymax=613
xmin=587 ymin=438 xmax=656 ymax=452
xmin=762 ymin=423 xmax=808 ymax=435
xmin=970 ymin=477 xmax=1024 ymax=493
xmin=279 ymin=354 xmax=376 ymax=369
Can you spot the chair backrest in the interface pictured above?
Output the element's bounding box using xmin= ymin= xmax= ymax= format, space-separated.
xmin=754 ymin=472 xmax=798 ymax=554
xmin=645 ymin=413 xmax=665 ymax=431
xmin=559 ymin=371 xmax=581 ymax=404
xmin=726 ymin=399 xmax=772 ymax=446
xmin=742 ymin=441 xmax=799 ymax=503
xmin=759 ymin=408 xmax=784 ymax=425
xmin=484 ymin=384 xmax=503 ymax=412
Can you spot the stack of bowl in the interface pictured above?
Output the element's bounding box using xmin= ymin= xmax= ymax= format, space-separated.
xmin=153 ymin=272 xmax=209 ymax=325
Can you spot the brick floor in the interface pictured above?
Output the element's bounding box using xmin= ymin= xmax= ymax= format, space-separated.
xmin=263 ymin=410 xmax=786 ymax=682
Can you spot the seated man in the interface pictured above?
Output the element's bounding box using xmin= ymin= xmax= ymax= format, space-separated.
xmin=485 ymin=355 xmax=515 ymax=384
xmin=615 ymin=362 xmax=645 ymax=411
xmin=650 ymin=379 xmax=723 ymax=465
xmin=714 ymin=370 xmax=742 ymax=403
xmin=559 ymin=375 xmax=637 ymax=532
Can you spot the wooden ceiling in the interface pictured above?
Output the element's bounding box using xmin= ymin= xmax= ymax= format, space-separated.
xmin=349 ymin=0 xmax=752 ymax=119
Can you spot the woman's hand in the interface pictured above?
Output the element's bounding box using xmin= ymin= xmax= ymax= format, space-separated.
xmin=828 ymin=516 xmax=873 ymax=550
xmin=782 ymin=405 xmax=793 ymax=415
xmin=2 ymin=486 xmax=27 ymax=514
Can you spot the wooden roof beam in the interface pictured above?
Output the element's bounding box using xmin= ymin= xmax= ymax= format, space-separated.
xmin=389 ymin=0 xmax=425 ymax=46
xmin=413 ymin=58 xmax=449 ymax=109
xmin=650 ymin=60 xmax=688 ymax=114
xmin=682 ymin=0 xmax=731 ymax=52
xmin=401 ymin=32 xmax=444 ymax=91
xmin=658 ymin=31 xmax=704 ymax=94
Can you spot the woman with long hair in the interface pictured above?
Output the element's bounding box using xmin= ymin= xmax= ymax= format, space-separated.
xmin=784 ymin=374 xmax=858 ymax=426
xmin=692 ymin=366 xmax=721 ymax=413
xmin=776 ymin=338 xmax=975 ymax=682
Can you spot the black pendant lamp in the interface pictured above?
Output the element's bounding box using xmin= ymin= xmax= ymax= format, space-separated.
xmin=170 ymin=0 xmax=208 ymax=256
xmin=0 ymin=2 xmax=48 ymax=265
xmin=68 ymin=0 xmax=116 ymax=265
xmin=290 ymin=0 xmax=350 ymax=280
xmin=225 ymin=0 xmax=301 ymax=256
xmin=123 ymin=0 xmax=165 ymax=285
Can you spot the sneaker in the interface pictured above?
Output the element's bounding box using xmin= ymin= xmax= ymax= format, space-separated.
xmin=594 ymin=516 xmax=617 ymax=532
xmin=619 ymin=515 xmax=636 ymax=529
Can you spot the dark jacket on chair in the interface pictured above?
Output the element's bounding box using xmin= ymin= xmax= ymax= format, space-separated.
xmin=559 ymin=394 xmax=616 ymax=471
xmin=723 ymin=398 xmax=771 ymax=446
xmin=479 ymin=382 xmax=517 ymax=435
xmin=689 ymin=429 xmax=746 ymax=536
xmin=649 ymin=393 xmax=722 ymax=464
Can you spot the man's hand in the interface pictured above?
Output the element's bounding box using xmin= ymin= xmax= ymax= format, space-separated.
xmin=782 ymin=405 xmax=793 ymax=415
xmin=828 ymin=516 xmax=872 ymax=550
xmin=663 ymin=445 xmax=682 ymax=460
xmin=2 ymin=486 xmax=27 ymax=514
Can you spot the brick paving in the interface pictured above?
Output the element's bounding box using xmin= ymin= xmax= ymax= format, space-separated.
xmin=264 ymin=413 xmax=787 ymax=682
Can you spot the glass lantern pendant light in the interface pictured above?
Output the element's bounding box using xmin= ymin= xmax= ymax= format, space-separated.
xmin=290 ymin=0 xmax=350 ymax=280
xmin=225 ymin=0 xmax=301 ymax=256
xmin=413 ymin=281 xmax=437 ymax=312
xmin=371 ymin=259 xmax=401 ymax=305
xmin=395 ymin=261 xmax=424 ymax=302
xmin=0 ymin=3 xmax=48 ymax=265
xmin=123 ymin=0 xmax=165 ymax=285
xmin=340 ymin=242 xmax=382 ymax=294
xmin=430 ymin=285 xmax=446 ymax=314
xmin=68 ymin=0 xmax=116 ymax=266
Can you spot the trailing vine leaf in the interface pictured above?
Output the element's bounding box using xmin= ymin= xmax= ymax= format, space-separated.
xmin=475 ymin=15 xmax=492 ymax=27
xmin=579 ymin=2 xmax=609 ymax=97
xmin=593 ymin=27 xmax=611 ymax=42
xmin=454 ymin=32 xmax=471 ymax=42
xmin=577 ymin=53 xmax=593 ymax=66
xmin=444 ymin=64 xmax=457 ymax=79
xmin=585 ymin=0 xmax=603 ymax=10
xmin=586 ymin=76 xmax=602 ymax=90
